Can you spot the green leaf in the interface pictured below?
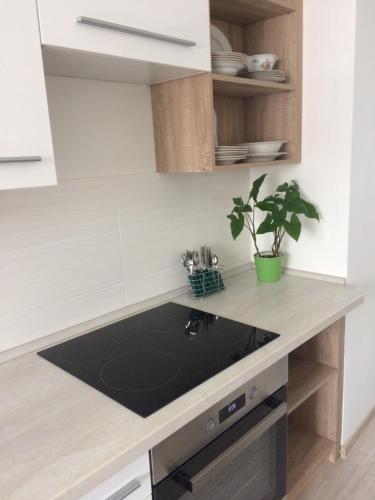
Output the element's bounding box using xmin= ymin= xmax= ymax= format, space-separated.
xmin=229 ymin=212 xmax=245 ymax=240
xmin=300 ymin=200 xmax=319 ymax=220
xmin=284 ymin=213 xmax=301 ymax=241
xmin=283 ymin=197 xmax=305 ymax=214
xmin=256 ymin=201 xmax=275 ymax=212
xmin=250 ymin=174 xmax=267 ymax=202
xmin=257 ymin=213 xmax=277 ymax=234
xmin=277 ymin=182 xmax=289 ymax=192
xmin=233 ymin=197 xmax=244 ymax=207
xmin=243 ymin=204 xmax=252 ymax=212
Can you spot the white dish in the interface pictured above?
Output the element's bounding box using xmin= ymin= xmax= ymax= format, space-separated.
xmin=210 ymin=24 xmax=232 ymax=52
xmin=216 ymin=157 xmax=247 ymax=165
xmin=247 ymin=54 xmax=279 ymax=72
xmin=216 ymin=146 xmax=248 ymax=150
xmin=246 ymin=152 xmax=288 ymax=162
xmin=251 ymin=77 xmax=286 ymax=82
xmin=240 ymin=141 xmax=287 ymax=155
xmin=212 ymin=60 xmax=246 ymax=76
xmin=215 ymin=151 xmax=248 ymax=155
xmin=216 ymin=154 xmax=248 ymax=158
xmin=247 ymin=70 xmax=286 ymax=83
xmin=212 ymin=51 xmax=247 ymax=59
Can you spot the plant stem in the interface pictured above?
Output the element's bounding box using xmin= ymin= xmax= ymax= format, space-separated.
xmin=244 ymin=208 xmax=260 ymax=255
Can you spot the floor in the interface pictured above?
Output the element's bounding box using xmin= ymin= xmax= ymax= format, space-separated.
xmin=300 ymin=418 xmax=375 ymax=499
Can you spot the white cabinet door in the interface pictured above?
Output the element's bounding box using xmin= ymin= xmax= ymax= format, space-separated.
xmin=80 ymin=453 xmax=151 ymax=500
xmin=0 ymin=0 xmax=56 ymax=190
xmin=37 ymin=0 xmax=210 ymax=73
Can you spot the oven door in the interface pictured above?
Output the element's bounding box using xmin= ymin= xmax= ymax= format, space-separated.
xmin=153 ymin=387 xmax=287 ymax=500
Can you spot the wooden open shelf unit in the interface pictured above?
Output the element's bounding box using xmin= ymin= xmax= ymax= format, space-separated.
xmin=212 ymin=73 xmax=294 ymax=97
xmin=210 ymin=0 xmax=297 ymax=25
xmin=151 ymin=0 xmax=302 ymax=172
xmin=287 ymin=319 xmax=345 ymax=499
xmin=288 ymin=425 xmax=334 ymax=500
xmin=288 ymin=355 xmax=336 ymax=414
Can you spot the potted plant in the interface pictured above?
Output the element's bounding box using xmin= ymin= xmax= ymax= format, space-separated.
xmin=227 ymin=174 xmax=319 ymax=282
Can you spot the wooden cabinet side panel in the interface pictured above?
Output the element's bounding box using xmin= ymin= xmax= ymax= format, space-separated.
xmin=290 ymin=318 xmax=345 ymax=460
xmin=151 ymin=74 xmax=214 ymax=172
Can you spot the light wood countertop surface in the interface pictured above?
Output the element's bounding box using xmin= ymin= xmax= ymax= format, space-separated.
xmin=0 ymin=271 xmax=363 ymax=500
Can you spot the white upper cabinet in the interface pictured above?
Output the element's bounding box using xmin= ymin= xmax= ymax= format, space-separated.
xmin=0 ymin=0 xmax=56 ymax=190
xmin=37 ymin=0 xmax=211 ymax=83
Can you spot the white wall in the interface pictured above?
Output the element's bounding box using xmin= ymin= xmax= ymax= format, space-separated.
xmin=248 ymin=0 xmax=357 ymax=278
xmin=343 ymin=0 xmax=375 ymax=443
xmin=0 ymin=76 xmax=250 ymax=353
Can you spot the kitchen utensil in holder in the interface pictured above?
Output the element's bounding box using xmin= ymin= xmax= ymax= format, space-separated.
xmin=188 ymin=268 xmax=225 ymax=298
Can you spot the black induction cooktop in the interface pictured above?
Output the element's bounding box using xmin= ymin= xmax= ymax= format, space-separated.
xmin=38 ymin=303 xmax=279 ymax=417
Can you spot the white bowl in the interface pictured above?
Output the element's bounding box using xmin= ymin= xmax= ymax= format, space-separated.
xmin=212 ymin=60 xmax=246 ymax=75
xmin=240 ymin=141 xmax=287 ymax=155
xmin=246 ymin=54 xmax=279 ymax=72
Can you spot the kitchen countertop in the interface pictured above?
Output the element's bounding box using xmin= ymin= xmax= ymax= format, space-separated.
xmin=0 ymin=270 xmax=363 ymax=500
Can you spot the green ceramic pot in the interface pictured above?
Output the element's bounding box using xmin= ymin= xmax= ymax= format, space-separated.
xmin=254 ymin=252 xmax=283 ymax=283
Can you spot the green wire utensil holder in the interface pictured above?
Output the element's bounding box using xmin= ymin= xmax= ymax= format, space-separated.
xmin=188 ymin=268 xmax=225 ymax=298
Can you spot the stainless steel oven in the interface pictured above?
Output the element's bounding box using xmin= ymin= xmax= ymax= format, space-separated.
xmin=150 ymin=358 xmax=288 ymax=500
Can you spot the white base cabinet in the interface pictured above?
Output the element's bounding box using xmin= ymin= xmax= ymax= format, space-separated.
xmin=0 ymin=0 xmax=56 ymax=190
xmin=80 ymin=453 xmax=151 ymax=500
xmin=37 ymin=0 xmax=210 ymax=84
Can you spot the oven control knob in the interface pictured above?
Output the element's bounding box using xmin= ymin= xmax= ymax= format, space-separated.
xmin=204 ymin=418 xmax=216 ymax=433
xmin=249 ymin=386 xmax=258 ymax=400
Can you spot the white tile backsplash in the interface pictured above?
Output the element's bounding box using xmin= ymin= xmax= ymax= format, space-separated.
xmin=0 ymin=178 xmax=117 ymax=253
xmin=46 ymin=76 xmax=156 ymax=179
xmin=117 ymin=173 xmax=210 ymax=229
xmin=0 ymin=76 xmax=251 ymax=353
xmin=1 ymin=233 xmax=123 ymax=314
xmin=0 ymin=285 xmax=125 ymax=352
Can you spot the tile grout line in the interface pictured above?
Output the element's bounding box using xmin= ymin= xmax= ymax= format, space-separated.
xmin=114 ymin=178 xmax=128 ymax=306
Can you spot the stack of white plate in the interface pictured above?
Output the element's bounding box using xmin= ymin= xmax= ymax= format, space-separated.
xmin=215 ymin=145 xmax=248 ymax=165
xmin=240 ymin=141 xmax=288 ymax=162
xmin=212 ymin=52 xmax=247 ymax=76
xmin=246 ymin=70 xmax=286 ymax=82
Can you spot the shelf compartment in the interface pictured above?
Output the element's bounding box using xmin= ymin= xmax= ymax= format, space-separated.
xmin=210 ymin=0 xmax=296 ymax=26
xmin=288 ymin=425 xmax=334 ymax=499
xmin=288 ymin=355 xmax=337 ymax=415
xmin=212 ymin=74 xmax=294 ymax=98
xmin=214 ymin=158 xmax=294 ymax=171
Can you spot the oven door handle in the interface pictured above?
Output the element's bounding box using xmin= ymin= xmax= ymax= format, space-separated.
xmin=178 ymin=402 xmax=287 ymax=493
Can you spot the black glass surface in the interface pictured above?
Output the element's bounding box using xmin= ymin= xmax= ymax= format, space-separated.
xmin=38 ymin=302 xmax=279 ymax=417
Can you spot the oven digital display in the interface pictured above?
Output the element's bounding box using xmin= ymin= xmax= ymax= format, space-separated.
xmin=219 ymin=393 xmax=246 ymax=423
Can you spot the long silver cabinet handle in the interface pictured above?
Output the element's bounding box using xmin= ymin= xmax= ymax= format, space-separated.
xmin=105 ymin=478 xmax=142 ymax=500
xmin=0 ymin=156 xmax=42 ymax=163
xmin=76 ymin=16 xmax=196 ymax=47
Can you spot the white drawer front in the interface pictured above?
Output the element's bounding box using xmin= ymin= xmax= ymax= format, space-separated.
xmin=80 ymin=453 xmax=151 ymax=500
xmin=37 ymin=0 xmax=210 ymax=72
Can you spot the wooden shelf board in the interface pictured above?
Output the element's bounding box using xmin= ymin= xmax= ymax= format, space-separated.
xmin=212 ymin=73 xmax=294 ymax=98
xmin=213 ymin=158 xmax=295 ymax=171
xmin=210 ymin=0 xmax=295 ymax=26
xmin=288 ymin=355 xmax=337 ymax=415
xmin=288 ymin=425 xmax=334 ymax=500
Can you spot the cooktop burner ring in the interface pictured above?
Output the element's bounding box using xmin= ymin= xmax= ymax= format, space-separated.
xmin=99 ymin=350 xmax=182 ymax=392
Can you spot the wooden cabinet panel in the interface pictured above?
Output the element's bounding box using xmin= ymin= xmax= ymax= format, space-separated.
xmin=151 ymin=74 xmax=215 ymax=173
